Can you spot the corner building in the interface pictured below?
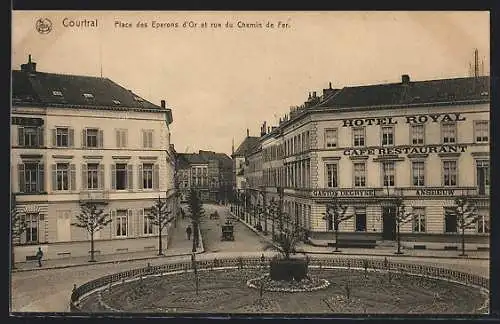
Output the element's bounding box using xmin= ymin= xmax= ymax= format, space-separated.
xmin=252 ymin=75 xmax=489 ymax=248
xmin=11 ymin=57 xmax=176 ymax=261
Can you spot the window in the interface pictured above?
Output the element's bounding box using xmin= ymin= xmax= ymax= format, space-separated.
xmin=83 ymin=93 xmax=94 ymax=99
xmin=116 ymin=210 xmax=128 ymax=237
xmin=143 ymin=130 xmax=154 ymax=148
xmin=412 ymin=207 xmax=426 ymax=233
xmin=476 ymin=160 xmax=489 ymax=195
xmin=443 ymin=160 xmax=457 ymax=186
xmin=355 ymin=207 xmax=366 ymax=232
xmin=18 ymin=126 xmax=43 ymax=147
xmin=442 ymin=123 xmax=456 ymax=144
xmin=325 ymin=163 xmax=338 ymax=188
xmin=325 ymin=129 xmax=337 ymax=148
xmin=133 ymin=96 xmax=144 ymax=102
xmin=353 ymin=127 xmax=365 ymax=147
xmin=86 ymin=128 xmax=99 ymax=147
xmin=444 ymin=209 xmax=457 ymax=233
xmin=25 ymin=213 xmax=39 ymax=243
xmin=56 ymin=128 xmax=69 ymax=147
xmin=52 ymin=90 xmax=63 ymax=96
xmin=23 ymin=163 xmax=42 ymax=193
xmin=474 ymin=121 xmax=489 ymax=143
xmin=143 ymin=163 xmax=153 ymax=189
xmin=24 ymin=127 xmax=39 ymax=147
xmin=412 ymin=161 xmax=425 ymax=186
xmin=410 ymin=124 xmax=425 ymax=145
xmin=382 ymin=162 xmax=395 ymax=187
xmin=116 ymin=129 xmax=127 ymax=148
xmin=115 ymin=163 xmax=128 ymax=190
xmin=112 ymin=99 xmax=121 ymax=105
xmin=144 ymin=208 xmax=154 ymax=235
xmin=381 ymin=126 xmax=394 ymax=146
xmin=477 ymin=213 xmax=489 ymax=234
xmin=56 ymin=163 xmax=69 ymax=191
xmin=353 ymin=163 xmax=366 ymax=187
xmin=87 ymin=163 xmax=99 ymax=190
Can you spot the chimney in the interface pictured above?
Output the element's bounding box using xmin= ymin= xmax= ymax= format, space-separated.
xmin=313 ymin=91 xmax=317 ymax=98
xmin=329 ymin=82 xmax=332 ymax=89
xmin=21 ymin=54 xmax=37 ymax=73
xmin=160 ymin=100 xmax=166 ymax=108
xmin=246 ymin=128 xmax=249 ymax=137
xmin=401 ymin=74 xmax=410 ymax=84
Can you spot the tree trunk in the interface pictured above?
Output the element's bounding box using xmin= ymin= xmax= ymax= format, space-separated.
xmin=89 ymin=232 xmax=96 ymax=262
xmin=396 ymin=222 xmax=402 ymax=254
xmin=192 ymin=222 xmax=197 ymax=253
xmin=335 ymin=227 xmax=340 ymax=252
xmin=158 ymin=227 xmax=164 ymax=255
xmin=461 ymin=225 xmax=466 ymax=256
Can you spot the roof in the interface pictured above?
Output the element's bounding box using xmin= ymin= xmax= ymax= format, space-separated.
xmin=12 ymin=69 xmax=163 ymax=111
xmin=176 ymin=151 xmax=233 ymax=167
xmin=317 ymin=76 xmax=490 ymax=109
xmin=233 ymin=136 xmax=260 ymax=157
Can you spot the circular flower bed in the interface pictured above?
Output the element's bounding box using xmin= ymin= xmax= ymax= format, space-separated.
xmin=246 ymin=274 xmax=330 ymax=292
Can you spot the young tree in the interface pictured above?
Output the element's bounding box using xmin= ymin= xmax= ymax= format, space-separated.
xmin=323 ymin=198 xmax=354 ymax=252
xmin=392 ymin=196 xmax=418 ymax=255
xmin=146 ymin=196 xmax=175 ymax=256
xmin=187 ymin=189 xmax=205 ymax=253
xmin=11 ymin=206 xmax=27 ymax=268
xmin=71 ymin=202 xmax=111 ymax=262
xmin=448 ymin=196 xmax=480 ymax=256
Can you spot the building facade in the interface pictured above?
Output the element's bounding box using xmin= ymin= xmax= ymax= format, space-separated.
xmin=11 ymin=56 xmax=176 ymax=261
xmin=245 ymin=75 xmax=490 ymax=248
xmin=176 ymin=150 xmax=234 ymax=203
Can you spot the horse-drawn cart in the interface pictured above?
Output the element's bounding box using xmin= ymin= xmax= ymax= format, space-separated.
xmin=221 ymin=220 xmax=234 ymax=241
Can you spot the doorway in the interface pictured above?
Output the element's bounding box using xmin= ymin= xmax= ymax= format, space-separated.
xmin=382 ymin=207 xmax=396 ymax=240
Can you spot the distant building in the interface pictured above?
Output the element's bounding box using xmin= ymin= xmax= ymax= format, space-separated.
xmin=245 ymin=75 xmax=490 ymax=249
xmin=11 ymin=55 xmax=176 ymax=261
xmin=231 ymin=129 xmax=260 ymax=192
xmin=176 ymin=150 xmax=234 ymax=203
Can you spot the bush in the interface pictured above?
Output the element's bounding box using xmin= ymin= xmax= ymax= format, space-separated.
xmin=270 ymin=258 xmax=308 ymax=281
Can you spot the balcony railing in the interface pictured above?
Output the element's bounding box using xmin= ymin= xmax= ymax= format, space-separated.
xmin=79 ymin=190 xmax=110 ymax=203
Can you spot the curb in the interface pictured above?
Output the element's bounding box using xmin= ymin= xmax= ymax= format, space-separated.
xmin=233 ymin=212 xmax=489 ymax=261
xmin=12 ymin=250 xmax=206 ymax=273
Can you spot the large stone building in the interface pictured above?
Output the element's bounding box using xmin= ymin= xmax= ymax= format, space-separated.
xmin=11 ymin=56 xmax=176 ymax=261
xmin=243 ymin=75 xmax=490 ymax=249
xmin=176 ymin=150 xmax=234 ymax=203
xmin=231 ymin=129 xmax=260 ymax=192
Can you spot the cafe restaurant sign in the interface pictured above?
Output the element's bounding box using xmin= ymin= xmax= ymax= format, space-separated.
xmin=312 ymin=189 xmax=376 ymax=198
xmin=344 ymin=144 xmax=467 ymax=156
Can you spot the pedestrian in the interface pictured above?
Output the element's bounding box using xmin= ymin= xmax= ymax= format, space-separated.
xmin=186 ymin=225 xmax=192 ymax=240
xmin=36 ymin=247 xmax=43 ymax=267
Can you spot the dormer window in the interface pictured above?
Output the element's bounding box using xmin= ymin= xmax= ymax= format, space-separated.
xmin=52 ymin=90 xmax=63 ymax=97
xmin=112 ymin=99 xmax=121 ymax=105
xmin=83 ymin=93 xmax=94 ymax=99
xmin=133 ymin=96 xmax=144 ymax=102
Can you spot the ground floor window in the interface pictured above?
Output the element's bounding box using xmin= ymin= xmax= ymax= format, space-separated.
xmin=444 ymin=208 xmax=457 ymax=233
xmin=116 ymin=210 xmax=128 ymax=237
xmin=477 ymin=212 xmax=489 ymax=233
xmin=355 ymin=207 xmax=366 ymax=232
xmin=412 ymin=207 xmax=426 ymax=233
xmin=143 ymin=208 xmax=154 ymax=235
xmin=25 ymin=212 xmax=39 ymax=243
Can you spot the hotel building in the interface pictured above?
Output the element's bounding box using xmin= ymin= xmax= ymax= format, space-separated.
xmin=11 ymin=56 xmax=176 ymax=261
xmin=244 ymin=75 xmax=490 ymax=249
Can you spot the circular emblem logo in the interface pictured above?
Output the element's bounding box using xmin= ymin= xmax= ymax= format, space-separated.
xmin=35 ymin=18 xmax=52 ymax=34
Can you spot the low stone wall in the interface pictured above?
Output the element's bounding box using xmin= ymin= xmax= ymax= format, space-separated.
xmin=69 ymin=255 xmax=489 ymax=312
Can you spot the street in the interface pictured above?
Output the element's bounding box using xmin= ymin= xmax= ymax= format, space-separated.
xmin=11 ymin=204 xmax=489 ymax=313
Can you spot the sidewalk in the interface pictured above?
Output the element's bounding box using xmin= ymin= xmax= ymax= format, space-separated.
xmin=234 ymin=212 xmax=490 ymax=261
xmin=12 ymin=217 xmax=204 ymax=273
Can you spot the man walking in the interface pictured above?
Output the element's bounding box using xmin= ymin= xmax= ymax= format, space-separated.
xmin=36 ymin=247 xmax=43 ymax=267
xmin=186 ymin=225 xmax=192 ymax=240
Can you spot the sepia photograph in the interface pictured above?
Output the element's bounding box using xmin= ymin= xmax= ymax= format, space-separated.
xmin=10 ymin=10 xmax=490 ymax=316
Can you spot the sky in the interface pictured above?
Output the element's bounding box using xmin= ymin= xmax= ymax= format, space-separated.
xmin=12 ymin=11 xmax=490 ymax=156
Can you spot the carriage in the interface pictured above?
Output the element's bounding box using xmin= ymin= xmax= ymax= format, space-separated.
xmin=221 ymin=220 xmax=235 ymax=241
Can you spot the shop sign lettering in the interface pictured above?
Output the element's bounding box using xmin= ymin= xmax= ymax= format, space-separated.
xmin=342 ymin=113 xmax=466 ymax=127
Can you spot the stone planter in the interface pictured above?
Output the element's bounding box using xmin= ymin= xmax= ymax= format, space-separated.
xmin=269 ymin=258 xmax=308 ymax=282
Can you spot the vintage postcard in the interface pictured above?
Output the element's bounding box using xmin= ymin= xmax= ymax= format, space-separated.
xmin=10 ymin=10 xmax=490 ymax=316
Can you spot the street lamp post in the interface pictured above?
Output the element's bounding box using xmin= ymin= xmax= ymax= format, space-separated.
xmin=260 ymin=188 xmax=268 ymax=235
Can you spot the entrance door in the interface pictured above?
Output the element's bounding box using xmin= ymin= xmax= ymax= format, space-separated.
xmin=382 ymin=207 xmax=396 ymax=240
